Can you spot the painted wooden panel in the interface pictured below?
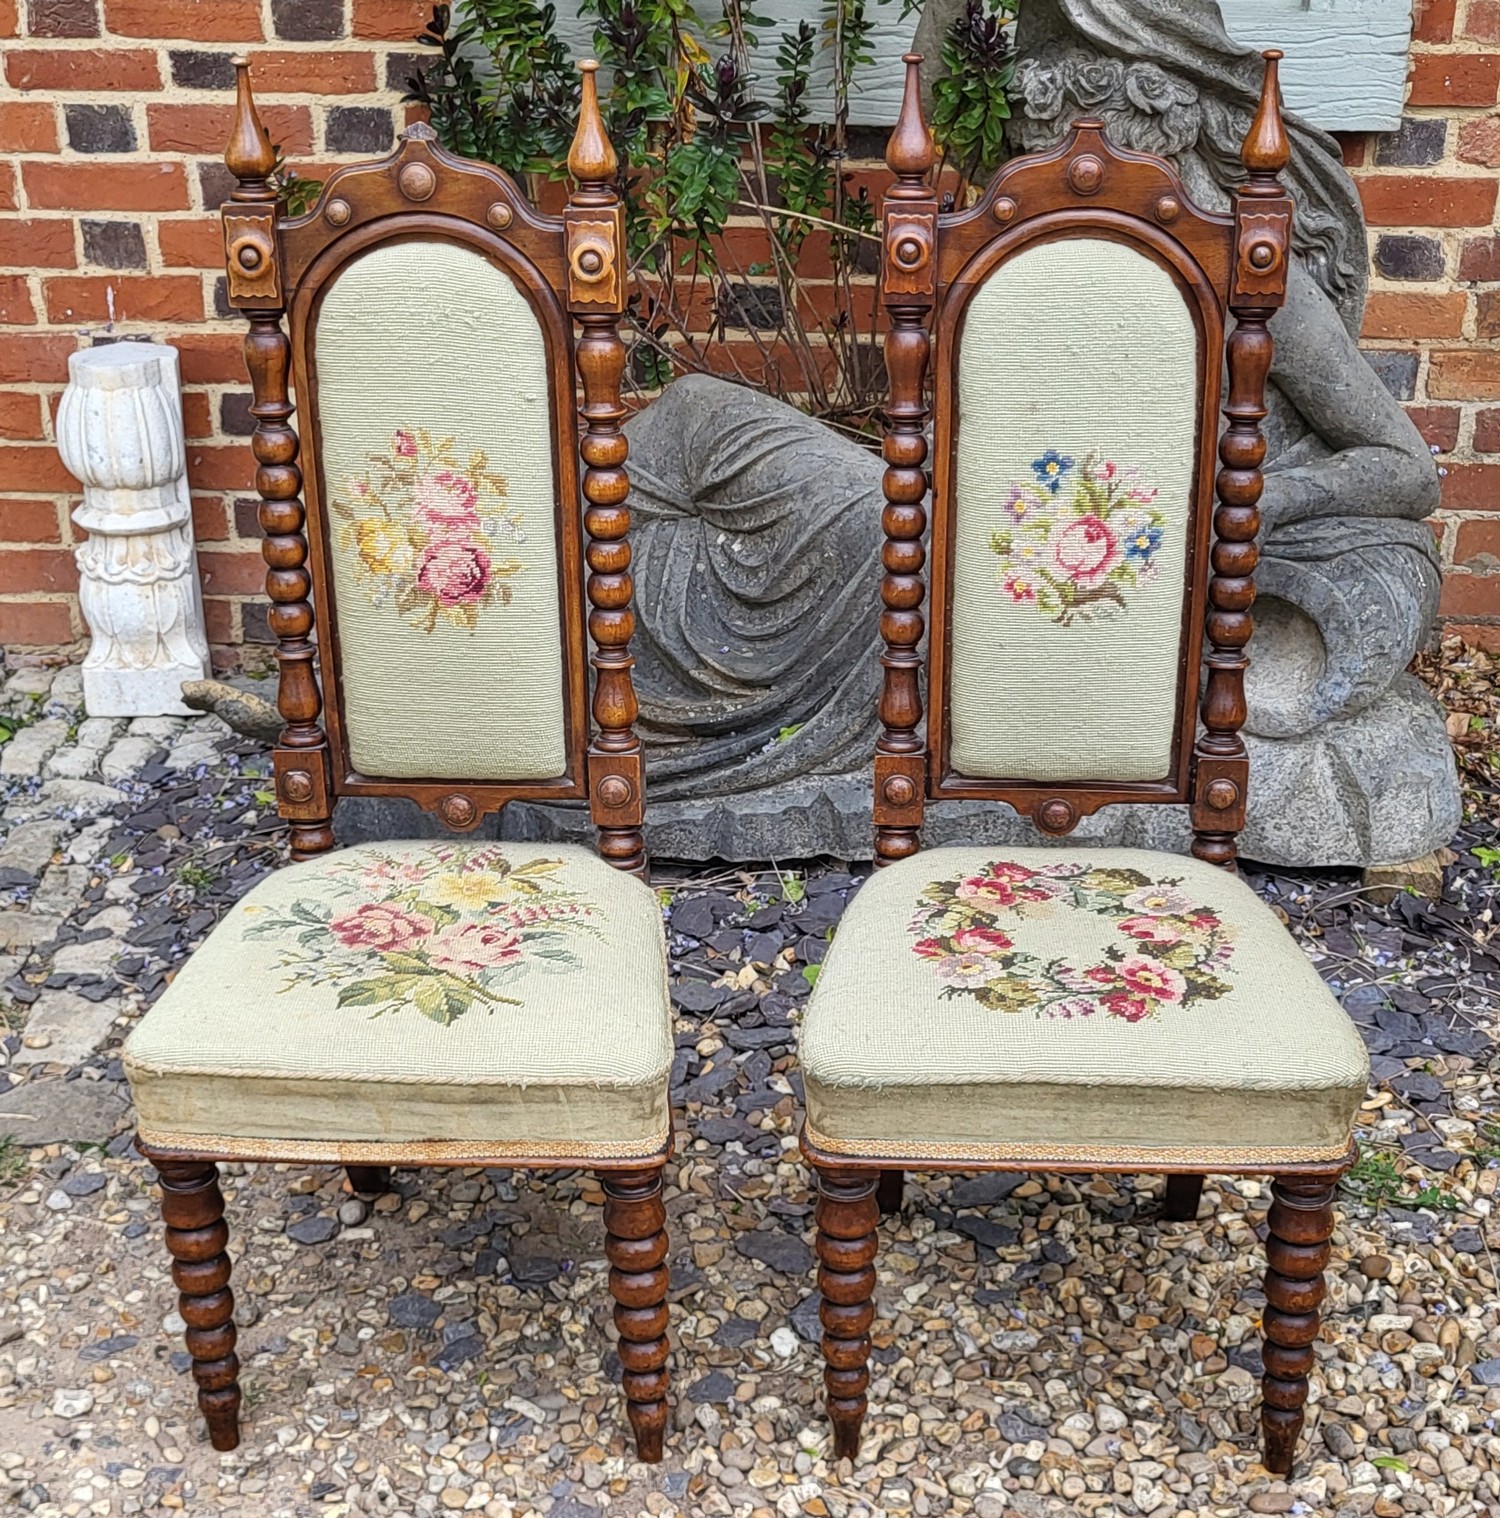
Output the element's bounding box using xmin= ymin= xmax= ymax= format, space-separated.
xmin=480 ymin=1 xmax=1412 ymax=132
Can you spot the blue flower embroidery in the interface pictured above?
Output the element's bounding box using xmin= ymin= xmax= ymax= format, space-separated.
xmin=1124 ymin=523 xmax=1163 ymax=562
xmin=1031 ymin=450 xmax=1074 ymax=494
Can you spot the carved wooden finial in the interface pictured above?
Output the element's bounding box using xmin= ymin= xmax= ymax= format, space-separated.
xmin=887 ymin=53 xmax=933 ymax=186
xmin=225 ymin=55 xmax=276 ymax=198
xmin=568 ymin=60 xmax=617 ymax=187
xmin=1242 ymin=49 xmax=1289 ymax=178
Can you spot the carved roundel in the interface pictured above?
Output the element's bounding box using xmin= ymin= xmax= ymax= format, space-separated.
xmin=1204 ymin=778 xmax=1239 ymax=812
xmin=398 ymin=161 xmax=437 ymax=202
xmin=1037 ymin=798 xmax=1077 ymax=834
xmin=992 ymin=196 xmax=1017 ymax=224
xmin=486 ymin=202 xmax=513 ymax=230
xmin=882 ymin=774 xmax=916 ymax=807
xmin=569 ymin=237 xmax=610 ymax=285
xmin=227 ymin=230 xmax=272 ymax=277
xmin=891 ymin=233 xmax=926 ymax=270
xmin=1154 ymin=195 xmax=1180 ymax=224
xmin=596 ymin=775 xmax=634 ymax=809
xmin=1068 ymin=155 xmax=1104 ymax=195
xmin=278 ymin=768 xmax=314 ymax=804
xmin=439 ymin=793 xmax=477 ymax=829
xmin=325 ymin=198 xmax=352 ymax=227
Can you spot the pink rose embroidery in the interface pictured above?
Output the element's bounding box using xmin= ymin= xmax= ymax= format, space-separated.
xmin=328 ymin=902 xmax=430 ymax=952
xmin=906 ymin=862 xmax=1236 ymax=1022
xmin=393 ymin=429 xmax=417 ymax=458
xmin=1100 ymin=992 xmax=1155 ymax=1023
xmin=426 ymin=921 xmax=524 ymax=975
xmin=951 ymin=925 xmax=1014 ymax=955
xmin=418 ymin=541 xmax=491 ymax=607
xmin=412 ymin=469 xmax=482 ymax=534
xmin=1049 ymin=515 xmax=1120 ymax=586
xmin=1118 ymin=955 xmax=1187 ymax=1005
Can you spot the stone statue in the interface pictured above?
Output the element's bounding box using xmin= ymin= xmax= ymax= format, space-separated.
xmin=56 ymin=341 xmax=211 ymax=718
xmin=351 ymin=0 xmax=1462 ymax=868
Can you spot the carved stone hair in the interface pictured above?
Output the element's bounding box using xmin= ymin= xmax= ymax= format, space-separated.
xmin=1007 ymin=0 xmax=1368 ymax=336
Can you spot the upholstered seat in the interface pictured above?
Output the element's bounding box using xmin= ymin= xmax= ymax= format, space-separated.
xmin=800 ymin=847 xmax=1367 ymax=1167
xmin=125 ymin=841 xmax=672 ymax=1161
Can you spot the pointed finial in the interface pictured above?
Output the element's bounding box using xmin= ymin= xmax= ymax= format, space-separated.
xmin=887 ymin=53 xmax=934 ymax=186
xmin=568 ymin=61 xmax=617 ymax=187
xmin=1242 ymin=49 xmax=1289 ymax=176
xmin=225 ymin=55 xmax=276 ymax=198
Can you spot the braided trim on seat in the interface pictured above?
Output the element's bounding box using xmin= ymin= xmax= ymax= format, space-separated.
xmin=801 ymin=1121 xmax=1353 ymax=1168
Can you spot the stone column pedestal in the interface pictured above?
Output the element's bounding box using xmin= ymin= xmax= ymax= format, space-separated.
xmin=56 ymin=341 xmax=210 ymax=718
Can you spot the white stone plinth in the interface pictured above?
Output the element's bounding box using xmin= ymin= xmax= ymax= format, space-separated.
xmin=55 ymin=342 xmax=210 ymax=718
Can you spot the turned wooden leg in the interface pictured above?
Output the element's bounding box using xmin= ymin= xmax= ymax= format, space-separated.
xmin=876 ymin=1169 xmax=904 ymax=1216
xmin=815 ymin=1165 xmax=880 ymax=1462
xmin=1162 ymin=1173 xmax=1204 ymax=1222
xmin=157 ymin=1160 xmax=241 ymax=1452
xmin=344 ymin=1165 xmax=390 ymax=1195
xmin=1261 ymin=1174 xmax=1336 ymax=1474
xmin=601 ymin=1166 xmax=670 ymax=1463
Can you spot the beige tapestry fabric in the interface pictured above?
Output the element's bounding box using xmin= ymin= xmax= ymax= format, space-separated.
xmin=949 ymin=237 xmax=1200 ymax=783
xmin=314 ymin=238 xmax=568 ymax=780
xmin=799 ymin=847 xmax=1368 ymax=1161
xmin=123 ymin=842 xmax=672 ymax=1153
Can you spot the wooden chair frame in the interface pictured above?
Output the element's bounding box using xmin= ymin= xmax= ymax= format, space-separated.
xmin=805 ymin=53 xmax=1353 ymax=1477
xmin=136 ymin=59 xmax=671 ymax=1464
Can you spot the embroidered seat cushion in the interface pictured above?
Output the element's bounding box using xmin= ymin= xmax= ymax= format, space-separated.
xmin=123 ymin=842 xmax=671 ymax=1162
xmin=800 ymin=847 xmax=1367 ymax=1166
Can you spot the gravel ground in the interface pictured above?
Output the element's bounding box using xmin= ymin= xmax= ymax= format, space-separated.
xmin=1 ymin=653 xmax=1498 ymax=1518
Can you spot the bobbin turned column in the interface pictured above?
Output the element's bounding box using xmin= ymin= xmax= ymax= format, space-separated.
xmin=601 ymin=1166 xmax=670 ymax=1462
xmin=1260 ymin=1174 xmax=1336 ymax=1473
xmin=815 ymin=1166 xmax=880 ymax=1461
xmin=157 ymin=1160 xmax=241 ymax=1451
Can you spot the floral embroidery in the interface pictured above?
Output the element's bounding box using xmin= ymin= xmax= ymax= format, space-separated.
xmin=907 ymin=860 xmax=1236 ymax=1023
xmin=331 ymin=429 xmax=527 ymax=633
xmin=990 ymin=451 xmax=1168 ymax=625
xmin=241 ymin=846 xmax=599 ymax=1025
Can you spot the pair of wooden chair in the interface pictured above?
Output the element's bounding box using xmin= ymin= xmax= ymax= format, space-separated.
xmin=121 ymin=51 xmax=1366 ymax=1478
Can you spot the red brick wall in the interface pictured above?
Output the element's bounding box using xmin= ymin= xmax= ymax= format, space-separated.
xmin=0 ymin=0 xmax=433 ymax=662
xmin=1341 ymin=0 xmax=1500 ymax=652
xmin=1 ymin=0 xmax=1497 ymax=659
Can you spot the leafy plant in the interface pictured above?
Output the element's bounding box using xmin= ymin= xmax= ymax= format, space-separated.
xmin=0 ymin=1136 xmax=28 ymax=1189
xmin=1345 ymin=1145 xmax=1460 ymax=1212
xmin=404 ymin=1 xmax=1017 ymax=433
xmin=931 ymin=0 xmax=1017 ymax=194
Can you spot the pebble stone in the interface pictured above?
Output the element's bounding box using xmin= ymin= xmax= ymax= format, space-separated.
xmin=0 ymin=653 xmax=1497 ymax=1517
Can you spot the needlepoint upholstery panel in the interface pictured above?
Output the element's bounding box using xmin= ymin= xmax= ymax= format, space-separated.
xmin=949 ymin=236 xmax=1201 ymax=783
xmin=122 ymin=841 xmax=673 ymax=1157
xmin=799 ymin=847 xmax=1368 ymax=1163
xmin=312 ymin=238 xmax=569 ymax=782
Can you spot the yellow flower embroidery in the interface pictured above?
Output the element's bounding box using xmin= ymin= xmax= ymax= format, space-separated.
xmin=353 ymin=517 xmax=414 ymax=577
xmin=428 ymin=870 xmax=511 ymax=911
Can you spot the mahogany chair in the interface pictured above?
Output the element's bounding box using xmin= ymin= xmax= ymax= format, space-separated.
xmin=798 ymin=53 xmax=1367 ymax=1475
xmin=122 ymin=60 xmax=674 ymax=1462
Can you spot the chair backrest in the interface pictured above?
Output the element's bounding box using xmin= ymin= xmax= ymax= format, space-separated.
xmin=221 ymin=58 xmax=647 ymax=874
xmin=873 ymin=51 xmax=1291 ymax=871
